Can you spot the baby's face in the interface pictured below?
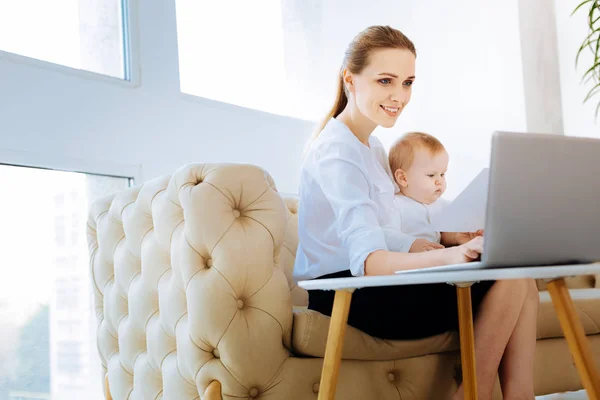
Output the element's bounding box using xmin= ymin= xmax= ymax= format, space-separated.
xmin=398 ymin=148 xmax=448 ymax=204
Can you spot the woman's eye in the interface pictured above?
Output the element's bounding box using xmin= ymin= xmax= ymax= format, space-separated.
xmin=427 ymin=174 xmax=435 ymax=178
xmin=378 ymin=78 xmax=392 ymax=85
xmin=403 ymin=80 xmax=414 ymax=87
xmin=441 ymin=173 xmax=446 ymax=177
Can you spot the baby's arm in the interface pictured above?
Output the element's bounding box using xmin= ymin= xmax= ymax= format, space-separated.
xmin=441 ymin=230 xmax=484 ymax=247
xmin=440 ymin=232 xmax=460 ymax=247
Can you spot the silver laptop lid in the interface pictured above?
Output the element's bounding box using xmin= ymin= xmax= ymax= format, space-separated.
xmin=483 ymin=131 xmax=600 ymax=267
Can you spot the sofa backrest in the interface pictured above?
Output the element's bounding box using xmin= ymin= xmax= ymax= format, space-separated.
xmin=87 ymin=163 xmax=297 ymax=399
xmin=280 ymin=196 xmax=309 ymax=306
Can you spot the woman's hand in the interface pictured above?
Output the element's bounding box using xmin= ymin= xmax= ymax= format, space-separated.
xmin=410 ymin=238 xmax=445 ymax=253
xmin=447 ymin=236 xmax=484 ymax=264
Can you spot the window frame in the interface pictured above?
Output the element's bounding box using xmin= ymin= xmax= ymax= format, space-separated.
xmin=0 ymin=148 xmax=141 ymax=184
xmin=0 ymin=0 xmax=140 ymax=87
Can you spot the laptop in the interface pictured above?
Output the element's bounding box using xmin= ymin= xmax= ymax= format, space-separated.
xmin=395 ymin=131 xmax=600 ymax=274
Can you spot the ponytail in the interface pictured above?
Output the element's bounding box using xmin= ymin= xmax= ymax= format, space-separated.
xmin=304 ymin=73 xmax=348 ymax=154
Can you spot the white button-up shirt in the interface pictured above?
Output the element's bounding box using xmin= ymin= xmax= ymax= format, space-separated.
xmin=393 ymin=195 xmax=450 ymax=244
xmin=293 ymin=118 xmax=417 ymax=281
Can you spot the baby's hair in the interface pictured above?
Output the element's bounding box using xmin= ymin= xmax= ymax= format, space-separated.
xmin=388 ymin=132 xmax=446 ymax=173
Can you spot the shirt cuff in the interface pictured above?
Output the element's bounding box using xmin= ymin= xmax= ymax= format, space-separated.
xmin=347 ymin=228 xmax=388 ymax=277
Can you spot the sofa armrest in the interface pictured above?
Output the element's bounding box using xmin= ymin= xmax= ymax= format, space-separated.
xmin=88 ymin=163 xmax=293 ymax=399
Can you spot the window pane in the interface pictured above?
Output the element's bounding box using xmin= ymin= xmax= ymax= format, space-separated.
xmin=0 ymin=0 xmax=128 ymax=79
xmin=0 ymin=165 xmax=130 ymax=400
xmin=175 ymin=0 xmax=392 ymax=121
xmin=176 ymin=0 xmax=290 ymax=116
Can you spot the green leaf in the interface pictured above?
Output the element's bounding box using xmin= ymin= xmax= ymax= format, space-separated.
xmin=583 ymin=72 xmax=597 ymax=85
xmin=589 ymin=1 xmax=599 ymax=27
xmin=573 ymin=0 xmax=595 ymax=16
xmin=581 ymin=61 xmax=600 ymax=82
xmin=584 ymin=82 xmax=600 ymax=103
xmin=575 ymin=28 xmax=600 ymax=67
xmin=595 ymin=33 xmax=600 ymax=75
xmin=574 ymin=0 xmax=600 ymax=120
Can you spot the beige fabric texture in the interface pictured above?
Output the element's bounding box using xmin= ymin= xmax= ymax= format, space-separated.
xmin=87 ymin=162 xmax=600 ymax=399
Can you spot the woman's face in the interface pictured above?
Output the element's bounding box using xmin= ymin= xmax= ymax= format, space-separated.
xmin=346 ymin=48 xmax=416 ymax=128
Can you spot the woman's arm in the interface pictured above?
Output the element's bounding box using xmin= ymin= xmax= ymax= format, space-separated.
xmin=313 ymin=143 xmax=482 ymax=277
xmin=365 ymin=236 xmax=484 ymax=276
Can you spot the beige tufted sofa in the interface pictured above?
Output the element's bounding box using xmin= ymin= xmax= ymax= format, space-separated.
xmin=87 ymin=162 xmax=600 ymax=400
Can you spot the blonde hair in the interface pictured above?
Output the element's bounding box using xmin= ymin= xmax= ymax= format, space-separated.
xmin=307 ymin=25 xmax=417 ymax=147
xmin=389 ymin=132 xmax=446 ymax=174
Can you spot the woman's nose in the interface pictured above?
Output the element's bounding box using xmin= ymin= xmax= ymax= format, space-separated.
xmin=390 ymin=90 xmax=409 ymax=104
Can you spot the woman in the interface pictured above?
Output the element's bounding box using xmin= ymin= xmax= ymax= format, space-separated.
xmin=293 ymin=25 xmax=539 ymax=400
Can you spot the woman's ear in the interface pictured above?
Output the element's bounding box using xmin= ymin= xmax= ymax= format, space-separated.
xmin=394 ymin=169 xmax=408 ymax=188
xmin=343 ymin=69 xmax=354 ymax=93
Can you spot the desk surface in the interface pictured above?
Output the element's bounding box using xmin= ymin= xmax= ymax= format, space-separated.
xmin=297 ymin=263 xmax=600 ymax=291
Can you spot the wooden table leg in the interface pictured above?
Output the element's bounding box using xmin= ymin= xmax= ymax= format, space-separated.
xmin=547 ymin=278 xmax=600 ymax=400
xmin=105 ymin=374 xmax=112 ymax=400
xmin=204 ymin=380 xmax=222 ymax=400
xmin=318 ymin=289 xmax=353 ymax=400
xmin=457 ymin=284 xmax=478 ymax=400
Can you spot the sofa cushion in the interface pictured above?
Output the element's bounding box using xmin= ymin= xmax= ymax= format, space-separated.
xmin=537 ymin=288 xmax=600 ymax=339
xmin=292 ymin=309 xmax=460 ymax=360
xmin=293 ymin=288 xmax=600 ymax=360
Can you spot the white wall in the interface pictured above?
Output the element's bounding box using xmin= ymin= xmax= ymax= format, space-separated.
xmin=0 ymin=0 xmax=542 ymax=198
xmin=555 ymin=0 xmax=600 ymax=138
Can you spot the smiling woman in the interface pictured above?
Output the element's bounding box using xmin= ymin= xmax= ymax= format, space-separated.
xmin=310 ymin=26 xmax=416 ymax=144
xmin=294 ymin=25 xmax=540 ymax=400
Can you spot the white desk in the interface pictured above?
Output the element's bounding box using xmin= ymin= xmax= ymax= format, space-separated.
xmin=299 ymin=264 xmax=600 ymax=400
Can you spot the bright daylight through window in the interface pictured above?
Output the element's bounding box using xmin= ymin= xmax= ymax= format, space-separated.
xmin=0 ymin=0 xmax=129 ymax=79
xmin=176 ymin=0 xmax=345 ymax=121
xmin=0 ymin=165 xmax=130 ymax=400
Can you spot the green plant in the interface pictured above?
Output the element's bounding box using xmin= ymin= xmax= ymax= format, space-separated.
xmin=573 ymin=0 xmax=600 ymax=118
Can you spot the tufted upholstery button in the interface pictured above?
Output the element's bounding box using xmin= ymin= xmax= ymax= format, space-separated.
xmin=88 ymin=164 xmax=296 ymax=400
xmin=237 ymin=299 xmax=244 ymax=309
xmin=387 ymin=372 xmax=396 ymax=382
xmin=312 ymin=382 xmax=320 ymax=393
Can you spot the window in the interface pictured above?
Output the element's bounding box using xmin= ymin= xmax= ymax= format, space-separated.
xmin=0 ymin=164 xmax=130 ymax=400
xmin=176 ymin=0 xmax=390 ymax=121
xmin=0 ymin=0 xmax=130 ymax=79
xmin=176 ymin=0 xmax=291 ymax=117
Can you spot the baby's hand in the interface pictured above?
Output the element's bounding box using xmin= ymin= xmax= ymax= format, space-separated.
xmin=409 ymin=238 xmax=445 ymax=253
xmin=455 ymin=230 xmax=484 ymax=245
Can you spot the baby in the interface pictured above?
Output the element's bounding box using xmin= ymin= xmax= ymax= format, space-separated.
xmin=388 ymin=132 xmax=481 ymax=252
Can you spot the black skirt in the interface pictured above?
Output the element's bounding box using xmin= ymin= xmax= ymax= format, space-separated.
xmin=308 ymin=270 xmax=495 ymax=340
